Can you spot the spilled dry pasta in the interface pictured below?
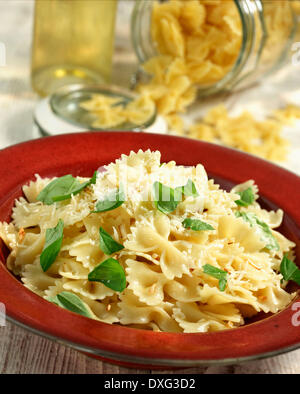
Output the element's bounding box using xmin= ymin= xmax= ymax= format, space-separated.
xmin=80 ymin=93 xmax=156 ymax=129
xmin=0 ymin=150 xmax=297 ymax=333
xmin=78 ymin=0 xmax=300 ymax=161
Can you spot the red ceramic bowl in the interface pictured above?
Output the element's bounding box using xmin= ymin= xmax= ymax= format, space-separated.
xmin=0 ymin=132 xmax=300 ymax=369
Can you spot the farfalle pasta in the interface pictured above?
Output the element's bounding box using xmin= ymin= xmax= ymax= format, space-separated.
xmin=0 ymin=150 xmax=297 ymax=333
xmin=76 ymin=1 xmax=300 ymax=162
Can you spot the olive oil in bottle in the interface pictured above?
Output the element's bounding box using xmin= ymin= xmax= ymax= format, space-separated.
xmin=31 ymin=0 xmax=118 ymax=96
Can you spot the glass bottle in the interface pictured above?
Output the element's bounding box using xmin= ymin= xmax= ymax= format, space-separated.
xmin=131 ymin=0 xmax=299 ymax=96
xmin=31 ymin=0 xmax=118 ymax=97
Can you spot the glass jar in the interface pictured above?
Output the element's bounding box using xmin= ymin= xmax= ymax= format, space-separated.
xmin=131 ymin=0 xmax=299 ymax=96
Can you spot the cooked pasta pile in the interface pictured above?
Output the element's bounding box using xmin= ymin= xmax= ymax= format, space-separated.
xmin=0 ymin=151 xmax=296 ymax=333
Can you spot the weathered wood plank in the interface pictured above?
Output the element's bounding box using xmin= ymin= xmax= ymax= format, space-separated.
xmin=1 ymin=321 xmax=300 ymax=374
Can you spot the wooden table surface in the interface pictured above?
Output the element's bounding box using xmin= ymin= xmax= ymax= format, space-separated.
xmin=1 ymin=1 xmax=300 ymax=374
xmin=2 ymin=320 xmax=300 ymax=374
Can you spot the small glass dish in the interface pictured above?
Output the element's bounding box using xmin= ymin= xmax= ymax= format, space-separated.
xmin=34 ymin=84 xmax=167 ymax=136
xmin=50 ymin=84 xmax=157 ymax=131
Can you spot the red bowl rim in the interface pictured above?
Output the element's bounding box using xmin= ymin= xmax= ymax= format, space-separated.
xmin=0 ymin=131 xmax=300 ymax=367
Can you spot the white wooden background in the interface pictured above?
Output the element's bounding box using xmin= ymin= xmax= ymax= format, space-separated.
xmin=1 ymin=0 xmax=300 ymax=374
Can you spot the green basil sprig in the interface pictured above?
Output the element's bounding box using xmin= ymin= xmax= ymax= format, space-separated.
xmin=99 ymin=227 xmax=124 ymax=255
xmin=93 ymin=187 xmax=125 ymax=213
xmin=153 ymin=179 xmax=199 ymax=214
xmin=203 ymin=264 xmax=228 ymax=292
xmin=235 ymin=187 xmax=255 ymax=207
xmin=40 ymin=219 xmax=64 ymax=272
xmin=153 ymin=182 xmax=180 ymax=214
xmin=37 ymin=171 xmax=97 ymax=205
xmin=182 ymin=218 xmax=214 ymax=231
xmin=175 ymin=179 xmax=199 ymax=198
xmin=48 ymin=291 xmax=92 ymax=318
xmin=235 ymin=212 xmax=279 ymax=251
xmin=88 ymin=258 xmax=126 ymax=292
xmin=280 ymin=254 xmax=300 ymax=285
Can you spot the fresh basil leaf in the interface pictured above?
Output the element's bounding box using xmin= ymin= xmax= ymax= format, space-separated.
xmin=280 ymin=254 xmax=300 ymax=285
xmin=203 ymin=264 xmax=228 ymax=292
xmin=99 ymin=227 xmax=124 ymax=255
xmin=153 ymin=182 xmax=180 ymax=214
xmin=235 ymin=212 xmax=279 ymax=251
xmin=93 ymin=187 xmax=125 ymax=213
xmin=235 ymin=211 xmax=256 ymax=225
xmin=255 ymin=218 xmax=280 ymax=251
xmin=46 ymin=296 xmax=60 ymax=306
xmin=37 ymin=171 xmax=97 ymax=205
xmin=182 ymin=218 xmax=214 ymax=231
xmin=218 ymin=277 xmax=227 ymax=292
xmin=175 ymin=179 xmax=199 ymax=198
xmin=153 ymin=180 xmax=199 ymax=214
xmin=89 ymin=170 xmax=98 ymax=185
xmin=88 ymin=258 xmax=126 ymax=292
xmin=49 ymin=291 xmax=92 ymax=318
xmin=235 ymin=187 xmax=255 ymax=207
xmin=40 ymin=219 xmax=64 ymax=272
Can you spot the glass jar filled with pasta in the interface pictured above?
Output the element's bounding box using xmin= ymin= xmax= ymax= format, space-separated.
xmin=131 ymin=0 xmax=300 ymax=97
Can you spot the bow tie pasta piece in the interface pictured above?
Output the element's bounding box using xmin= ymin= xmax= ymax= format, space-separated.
xmin=199 ymin=283 xmax=261 ymax=311
xmin=62 ymin=232 xmax=103 ymax=270
xmin=58 ymin=257 xmax=89 ymax=280
xmin=253 ymin=285 xmax=296 ymax=314
xmin=122 ymin=94 xmax=156 ymax=126
xmin=273 ymin=232 xmax=296 ymax=260
xmin=173 ymin=302 xmax=243 ymax=333
xmin=45 ymin=279 xmax=120 ymax=324
xmin=151 ymin=2 xmax=185 ymax=58
xmin=245 ymin=208 xmax=284 ymax=230
xmin=218 ymin=215 xmax=266 ymax=253
xmin=125 ymin=217 xmax=190 ymax=280
xmin=62 ymin=279 xmax=115 ymax=301
xmin=118 ymin=289 xmax=182 ymax=333
xmin=164 ymin=274 xmax=203 ymax=303
xmin=15 ymin=232 xmax=44 ymax=266
xmin=0 ymin=222 xmax=17 ymax=251
xmin=12 ymin=197 xmax=51 ymax=229
xmin=44 ymin=278 xmax=65 ymax=299
xmin=170 ymin=228 xmax=210 ymax=246
xmin=199 ymin=281 xmax=295 ymax=316
xmin=80 ymin=295 xmax=120 ymax=324
xmin=180 ymin=1 xmax=206 ymax=34
xmin=5 ymin=231 xmax=44 ymax=276
xmin=126 ymin=259 xmax=167 ymax=306
xmin=22 ymin=258 xmax=59 ymax=297
xmin=173 ymin=310 xmax=226 ymax=332
xmin=22 ymin=174 xmax=53 ymax=203
xmin=119 ymin=250 xmax=160 ymax=266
